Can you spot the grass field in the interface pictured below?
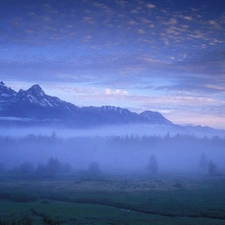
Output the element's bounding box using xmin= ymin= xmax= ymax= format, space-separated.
xmin=0 ymin=173 xmax=225 ymax=224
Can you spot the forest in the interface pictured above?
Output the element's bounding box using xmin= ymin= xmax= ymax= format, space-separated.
xmin=0 ymin=132 xmax=224 ymax=176
xmin=0 ymin=132 xmax=225 ymax=224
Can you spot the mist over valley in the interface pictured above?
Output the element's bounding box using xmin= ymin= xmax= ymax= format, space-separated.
xmin=1 ymin=82 xmax=225 ymax=224
xmin=1 ymin=81 xmax=225 ymax=175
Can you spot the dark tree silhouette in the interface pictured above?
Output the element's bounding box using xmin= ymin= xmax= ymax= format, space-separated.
xmin=147 ymin=154 xmax=158 ymax=175
xmin=45 ymin=157 xmax=61 ymax=176
xmin=208 ymin=160 xmax=217 ymax=176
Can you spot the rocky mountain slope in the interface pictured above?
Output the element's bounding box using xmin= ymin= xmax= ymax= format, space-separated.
xmin=0 ymin=81 xmax=173 ymax=127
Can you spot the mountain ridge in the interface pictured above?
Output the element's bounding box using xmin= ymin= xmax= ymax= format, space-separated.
xmin=0 ymin=81 xmax=173 ymax=127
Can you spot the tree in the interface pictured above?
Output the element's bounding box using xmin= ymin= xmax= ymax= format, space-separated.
xmin=147 ymin=154 xmax=158 ymax=175
xmin=45 ymin=157 xmax=61 ymax=176
xmin=208 ymin=160 xmax=217 ymax=176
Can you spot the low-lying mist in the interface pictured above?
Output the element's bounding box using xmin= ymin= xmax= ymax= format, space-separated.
xmin=0 ymin=126 xmax=225 ymax=177
xmin=1 ymin=123 xmax=224 ymax=138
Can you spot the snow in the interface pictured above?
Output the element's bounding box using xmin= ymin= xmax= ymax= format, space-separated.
xmin=0 ymin=117 xmax=31 ymax=121
xmin=0 ymin=93 xmax=10 ymax=97
xmin=27 ymin=94 xmax=55 ymax=107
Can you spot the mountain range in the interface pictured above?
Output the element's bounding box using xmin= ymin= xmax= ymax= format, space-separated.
xmin=0 ymin=81 xmax=173 ymax=128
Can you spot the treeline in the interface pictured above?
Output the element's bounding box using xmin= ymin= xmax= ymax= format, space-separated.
xmin=0 ymin=157 xmax=101 ymax=178
xmin=0 ymin=132 xmax=225 ymax=176
xmin=107 ymin=133 xmax=225 ymax=147
xmin=13 ymin=157 xmax=72 ymax=177
xmin=0 ymin=157 xmax=72 ymax=177
xmin=0 ymin=132 xmax=225 ymax=147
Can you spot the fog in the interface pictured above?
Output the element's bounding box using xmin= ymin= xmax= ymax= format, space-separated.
xmin=0 ymin=125 xmax=225 ymax=177
xmin=1 ymin=123 xmax=225 ymax=138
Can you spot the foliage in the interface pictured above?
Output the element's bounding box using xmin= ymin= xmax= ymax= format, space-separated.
xmin=36 ymin=157 xmax=64 ymax=177
xmin=147 ymin=154 xmax=158 ymax=175
xmin=45 ymin=157 xmax=61 ymax=177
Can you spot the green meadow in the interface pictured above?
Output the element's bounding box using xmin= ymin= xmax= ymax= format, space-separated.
xmin=0 ymin=173 xmax=225 ymax=225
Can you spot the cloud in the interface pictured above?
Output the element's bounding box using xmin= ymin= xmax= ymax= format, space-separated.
xmin=155 ymin=83 xmax=225 ymax=95
xmin=83 ymin=16 xmax=96 ymax=24
xmin=142 ymin=18 xmax=152 ymax=24
xmin=183 ymin=16 xmax=192 ymax=21
xmin=83 ymin=35 xmax=92 ymax=42
xmin=115 ymin=0 xmax=128 ymax=8
xmin=146 ymin=3 xmax=156 ymax=9
xmin=104 ymin=88 xmax=128 ymax=96
xmin=138 ymin=29 xmax=146 ymax=34
xmin=164 ymin=18 xmax=177 ymax=25
xmin=208 ymin=20 xmax=221 ymax=29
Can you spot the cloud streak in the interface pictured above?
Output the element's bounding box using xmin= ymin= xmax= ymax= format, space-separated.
xmin=1 ymin=0 xmax=225 ymax=129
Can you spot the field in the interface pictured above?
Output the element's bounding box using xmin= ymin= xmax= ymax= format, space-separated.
xmin=0 ymin=173 xmax=225 ymax=225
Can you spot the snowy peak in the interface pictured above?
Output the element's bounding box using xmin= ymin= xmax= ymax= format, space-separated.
xmin=0 ymin=81 xmax=17 ymax=102
xmin=100 ymin=106 xmax=131 ymax=115
xmin=0 ymin=82 xmax=175 ymax=127
xmin=140 ymin=110 xmax=173 ymax=125
xmin=82 ymin=105 xmax=143 ymax=123
xmin=27 ymin=84 xmax=45 ymax=97
xmin=13 ymin=85 xmax=62 ymax=108
xmin=24 ymin=85 xmax=50 ymax=107
xmin=92 ymin=105 xmax=130 ymax=114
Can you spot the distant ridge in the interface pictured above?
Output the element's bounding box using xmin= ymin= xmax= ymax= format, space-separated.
xmin=0 ymin=81 xmax=173 ymax=128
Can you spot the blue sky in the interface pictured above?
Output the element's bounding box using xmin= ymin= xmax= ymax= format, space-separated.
xmin=1 ymin=0 xmax=225 ymax=129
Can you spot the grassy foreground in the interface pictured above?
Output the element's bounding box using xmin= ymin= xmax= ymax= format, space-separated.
xmin=0 ymin=173 xmax=225 ymax=225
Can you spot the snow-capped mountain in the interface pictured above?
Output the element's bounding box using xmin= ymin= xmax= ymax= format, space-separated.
xmin=140 ymin=111 xmax=173 ymax=125
xmin=0 ymin=81 xmax=17 ymax=102
xmin=0 ymin=81 xmax=173 ymax=127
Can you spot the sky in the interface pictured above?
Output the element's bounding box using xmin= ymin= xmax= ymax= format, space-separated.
xmin=1 ymin=0 xmax=225 ymax=129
